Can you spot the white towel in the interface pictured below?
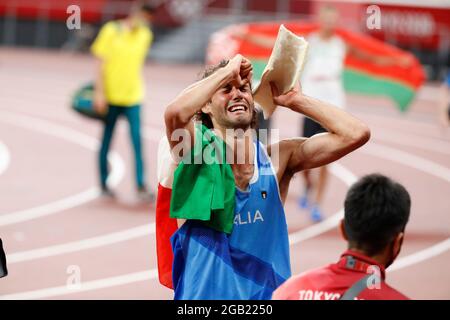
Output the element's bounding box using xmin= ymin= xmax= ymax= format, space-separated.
xmin=253 ymin=25 xmax=308 ymax=119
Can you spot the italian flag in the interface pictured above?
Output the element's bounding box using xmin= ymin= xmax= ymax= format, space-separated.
xmin=206 ymin=22 xmax=425 ymax=112
xmin=155 ymin=137 xmax=178 ymax=289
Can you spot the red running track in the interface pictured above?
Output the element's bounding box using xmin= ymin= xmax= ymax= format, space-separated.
xmin=0 ymin=48 xmax=449 ymax=299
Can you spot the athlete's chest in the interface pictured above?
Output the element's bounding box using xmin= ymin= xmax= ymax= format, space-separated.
xmin=233 ymin=173 xmax=278 ymax=227
xmin=232 ymin=164 xmax=255 ymax=191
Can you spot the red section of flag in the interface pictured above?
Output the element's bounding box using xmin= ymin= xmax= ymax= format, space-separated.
xmin=155 ymin=183 xmax=178 ymax=289
xmin=338 ymin=28 xmax=424 ymax=89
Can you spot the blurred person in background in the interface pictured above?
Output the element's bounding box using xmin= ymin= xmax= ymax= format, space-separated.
xmin=235 ymin=5 xmax=412 ymax=222
xmin=272 ymin=173 xmax=411 ymax=300
xmin=91 ymin=3 xmax=156 ymax=200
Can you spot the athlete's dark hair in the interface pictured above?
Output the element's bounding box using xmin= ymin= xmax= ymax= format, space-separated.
xmin=344 ymin=173 xmax=411 ymax=256
xmin=193 ymin=60 xmax=257 ymax=129
xmin=139 ymin=3 xmax=158 ymax=14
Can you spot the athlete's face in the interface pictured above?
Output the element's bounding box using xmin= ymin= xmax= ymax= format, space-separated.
xmin=203 ymin=81 xmax=254 ymax=130
xmin=319 ymin=8 xmax=338 ymax=34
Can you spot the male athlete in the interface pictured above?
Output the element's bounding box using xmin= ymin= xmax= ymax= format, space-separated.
xmin=163 ymin=54 xmax=370 ymax=299
xmin=272 ymin=174 xmax=411 ymax=300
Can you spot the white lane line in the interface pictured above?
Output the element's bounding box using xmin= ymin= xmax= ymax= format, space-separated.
xmin=364 ymin=143 xmax=450 ymax=183
xmin=0 ymin=162 xmax=355 ymax=299
xmin=372 ymin=127 xmax=450 ymax=156
xmin=303 ymin=139 xmax=450 ymax=279
xmin=5 ymin=162 xmax=352 ymax=265
xmin=288 ymin=163 xmax=356 ymax=244
xmin=5 ymin=145 xmax=349 ymax=266
xmin=3 ymin=135 xmax=449 ymax=298
xmin=1 ymin=125 xmax=164 ymax=262
xmin=4 ymin=239 xmax=450 ymax=300
xmin=0 ymin=111 xmax=125 ymax=226
xmin=0 ymin=188 xmax=98 ymax=226
xmin=289 ymin=142 xmax=450 ymax=246
xmin=389 ymin=238 xmax=450 ymax=272
xmin=0 ymin=270 xmax=158 ymax=300
xmin=0 ymin=140 xmax=11 ymax=176
xmin=4 ymin=144 xmax=353 ymax=265
xmin=7 ymin=224 xmax=155 ymax=264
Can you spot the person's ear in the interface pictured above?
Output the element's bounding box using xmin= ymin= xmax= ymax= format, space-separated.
xmin=392 ymin=232 xmax=404 ymax=260
xmin=340 ymin=219 xmax=348 ymax=241
xmin=201 ymin=102 xmax=211 ymax=115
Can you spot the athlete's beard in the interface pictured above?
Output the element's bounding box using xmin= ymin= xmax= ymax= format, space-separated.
xmin=214 ymin=104 xmax=254 ymax=131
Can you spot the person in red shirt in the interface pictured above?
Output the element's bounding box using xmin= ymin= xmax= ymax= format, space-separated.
xmin=273 ymin=174 xmax=411 ymax=300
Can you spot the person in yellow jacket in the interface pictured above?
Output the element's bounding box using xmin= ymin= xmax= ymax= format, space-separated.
xmin=91 ymin=4 xmax=155 ymax=199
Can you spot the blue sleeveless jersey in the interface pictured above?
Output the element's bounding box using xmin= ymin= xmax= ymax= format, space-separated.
xmin=170 ymin=141 xmax=291 ymax=300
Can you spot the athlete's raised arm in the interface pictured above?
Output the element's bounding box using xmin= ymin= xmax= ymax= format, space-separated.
xmin=268 ymin=82 xmax=370 ymax=181
xmin=164 ymin=55 xmax=252 ymax=152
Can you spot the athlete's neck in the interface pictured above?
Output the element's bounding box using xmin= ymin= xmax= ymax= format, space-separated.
xmin=229 ymin=131 xmax=255 ymax=190
xmin=318 ymin=29 xmax=334 ymax=41
xmin=347 ymin=246 xmax=389 ymax=268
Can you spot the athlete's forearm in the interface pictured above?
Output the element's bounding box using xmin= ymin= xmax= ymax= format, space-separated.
xmin=164 ymin=67 xmax=233 ymax=129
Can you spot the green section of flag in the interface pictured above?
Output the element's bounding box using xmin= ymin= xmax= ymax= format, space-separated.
xmin=170 ymin=124 xmax=235 ymax=234
xmin=250 ymin=59 xmax=267 ymax=83
xmin=343 ymin=69 xmax=415 ymax=112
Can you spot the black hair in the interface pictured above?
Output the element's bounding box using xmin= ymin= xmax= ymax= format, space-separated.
xmin=344 ymin=173 xmax=411 ymax=256
xmin=140 ymin=3 xmax=157 ymax=14
xmin=193 ymin=59 xmax=258 ymax=129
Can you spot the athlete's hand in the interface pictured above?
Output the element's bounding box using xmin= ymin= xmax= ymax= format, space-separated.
xmin=225 ymin=54 xmax=253 ymax=87
xmin=270 ymin=81 xmax=302 ymax=109
xmin=93 ymin=90 xmax=107 ymax=115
